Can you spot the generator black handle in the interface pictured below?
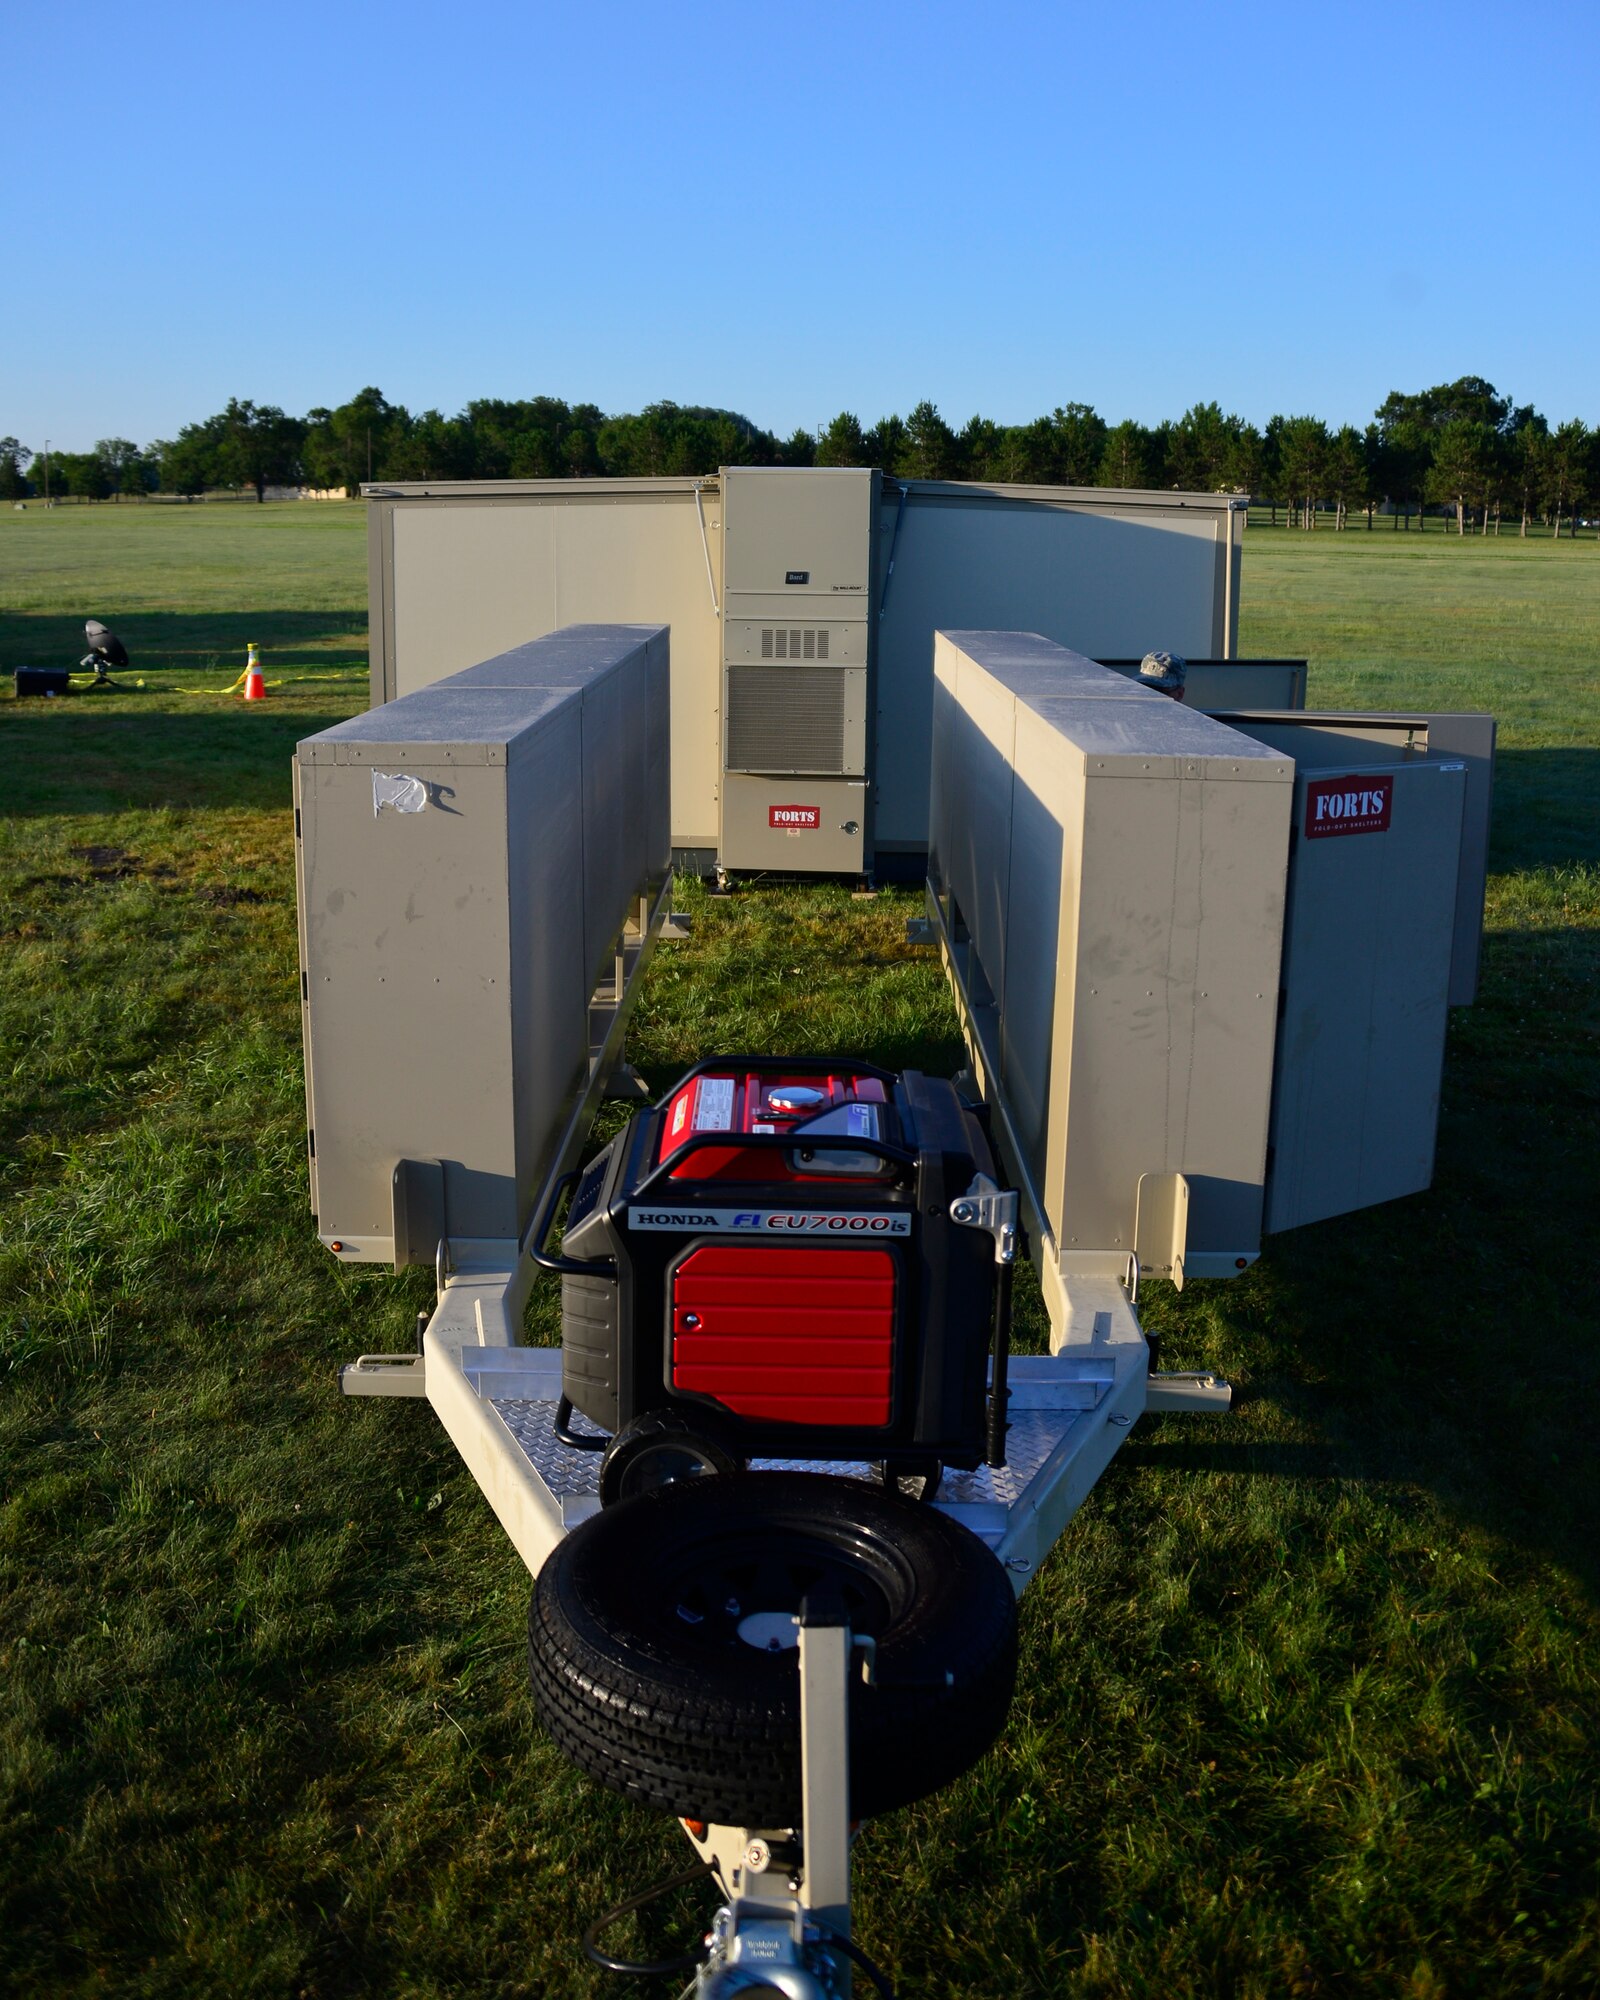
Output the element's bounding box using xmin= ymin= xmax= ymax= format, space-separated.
xmin=631 ymin=1128 xmax=920 ymax=1202
xmin=526 ymin=1169 xmax=617 ymax=1278
xmin=987 ymin=1258 xmax=1014 ymax=1469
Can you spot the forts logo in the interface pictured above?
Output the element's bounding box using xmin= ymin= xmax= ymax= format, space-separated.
xmin=1304 ymin=773 xmax=1394 ymax=840
xmin=770 ymin=804 xmax=821 ymax=830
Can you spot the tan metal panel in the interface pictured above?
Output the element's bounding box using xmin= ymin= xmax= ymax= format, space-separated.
xmin=720 ymin=465 xmax=875 ymax=617
xmin=367 ymin=501 xmax=394 ymax=703
xmin=877 ymin=495 xmax=1234 ymax=847
xmin=1284 ymin=712 xmax=1493 ymax=1006
xmin=1264 ymin=760 xmax=1466 ymax=1232
xmin=301 ymin=749 xmax=526 ymax=1249
xmin=719 ymin=775 xmax=868 ymax=873
xmin=550 ymin=500 xmax=721 ymax=844
xmin=391 ymin=503 xmax=555 ymax=694
xmin=945 ymin=644 xmax=1019 ymax=1010
xmin=388 ymin=497 xmax=721 ymax=849
xmin=929 ymin=633 xmax=1293 ymax=1278
xmin=296 ymin=627 xmax=669 ymax=1262
xmin=998 ymin=694 xmax=1079 ymax=1199
xmin=505 ymin=717 xmax=592 ymax=1228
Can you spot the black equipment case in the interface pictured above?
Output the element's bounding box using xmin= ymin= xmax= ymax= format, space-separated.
xmin=14 ymin=667 xmax=71 ymax=697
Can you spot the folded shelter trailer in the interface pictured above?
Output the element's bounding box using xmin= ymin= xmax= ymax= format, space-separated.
xmin=302 ymin=620 xmax=1492 ymax=1993
xmin=363 ymin=468 xmax=1254 ymax=881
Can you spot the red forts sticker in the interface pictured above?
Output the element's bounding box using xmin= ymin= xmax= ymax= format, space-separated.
xmin=1305 ymin=774 xmax=1394 ymax=839
xmin=770 ymin=804 xmax=820 ymax=830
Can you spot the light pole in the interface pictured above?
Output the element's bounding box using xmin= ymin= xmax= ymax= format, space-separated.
xmin=42 ymin=439 xmax=50 ymax=503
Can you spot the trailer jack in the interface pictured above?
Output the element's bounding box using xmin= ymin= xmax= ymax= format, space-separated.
xmin=584 ymin=1600 xmax=894 ymax=1998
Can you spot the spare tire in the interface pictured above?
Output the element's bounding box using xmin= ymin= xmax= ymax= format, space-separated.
xmin=528 ymin=1471 xmax=1018 ymax=1824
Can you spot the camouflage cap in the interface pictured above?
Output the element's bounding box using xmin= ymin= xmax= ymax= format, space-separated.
xmin=1138 ymin=650 xmax=1188 ymax=693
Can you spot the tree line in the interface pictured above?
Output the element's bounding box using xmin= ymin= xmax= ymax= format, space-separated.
xmin=2 ymin=376 xmax=1594 ymax=534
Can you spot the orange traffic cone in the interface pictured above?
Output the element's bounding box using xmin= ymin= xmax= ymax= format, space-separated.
xmin=242 ymin=641 xmax=266 ymax=701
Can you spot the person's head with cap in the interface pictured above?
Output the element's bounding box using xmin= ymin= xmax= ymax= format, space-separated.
xmin=1138 ymin=650 xmax=1187 ymax=701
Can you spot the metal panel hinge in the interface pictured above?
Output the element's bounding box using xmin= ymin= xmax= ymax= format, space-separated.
xmin=1134 ymin=1172 xmax=1190 ymax=1293
xmin=949 ymin=1174 xmax=1019 ymax=1262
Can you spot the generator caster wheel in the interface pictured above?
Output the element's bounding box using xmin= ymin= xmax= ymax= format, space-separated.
xmin=598 ymin=1410 xmax=743 ymax=1507
xmin=529 ymin=1471 xmax=1018 ymax=1824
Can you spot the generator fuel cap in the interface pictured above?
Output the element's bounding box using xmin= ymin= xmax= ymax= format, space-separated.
xmin=766 ymin=1084 xmax=827 ymax=1113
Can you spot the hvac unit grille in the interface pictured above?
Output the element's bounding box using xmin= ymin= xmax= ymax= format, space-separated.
xmin=726 ymin=666 xmax=847 ymax=774
xmin=761 ymin=627 xmax=831 ymax=661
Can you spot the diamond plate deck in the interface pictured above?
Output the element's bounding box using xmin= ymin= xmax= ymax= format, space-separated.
xmin=489 ymin=1356 xmax=1114 ymax=1546
xmin=493 ymin=1397 xmax=611 ymax=1500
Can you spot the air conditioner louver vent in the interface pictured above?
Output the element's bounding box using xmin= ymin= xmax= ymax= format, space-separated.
xmin=761 ymin=628 xmax=830 ymax=661
xmin=727 ymin=667 xmax=847 ymax=774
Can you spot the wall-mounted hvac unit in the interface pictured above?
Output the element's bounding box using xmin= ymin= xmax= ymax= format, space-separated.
xmin=716 ymin=467 xmax=877 ymax=876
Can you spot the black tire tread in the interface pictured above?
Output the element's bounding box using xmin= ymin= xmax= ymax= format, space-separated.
xmin=528 ymin=1472 xmax=1017 ymax=1823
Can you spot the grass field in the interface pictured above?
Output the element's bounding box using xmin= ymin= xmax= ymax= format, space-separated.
xmin=1 ymin=504 xmax=1596 ymax=1997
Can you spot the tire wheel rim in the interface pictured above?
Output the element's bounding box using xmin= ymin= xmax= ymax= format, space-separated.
xmin=651 ymin=1515 xmax=917 ymax=1655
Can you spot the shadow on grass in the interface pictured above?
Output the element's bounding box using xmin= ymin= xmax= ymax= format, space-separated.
xmin=1136 ymin=908 xmax=1599 ymax=1603
xmin=0 ymin=709 xmax=361 ymax=814
xmin=0 ymin=608 xmax=367 ymax=677
xmin=1491 ymin=749 xmax=1600 ymax=871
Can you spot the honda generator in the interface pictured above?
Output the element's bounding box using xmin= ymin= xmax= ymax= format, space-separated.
xmin=533 ymin=1057 xmax=1018 ymax=1505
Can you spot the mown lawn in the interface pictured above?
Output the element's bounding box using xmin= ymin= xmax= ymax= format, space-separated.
xmin=1 ymin=505 xmax=1596 ymax=1997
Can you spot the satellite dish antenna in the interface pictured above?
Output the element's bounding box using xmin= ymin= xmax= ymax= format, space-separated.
xmin=82 ymin=619 xmax=130 ymax=687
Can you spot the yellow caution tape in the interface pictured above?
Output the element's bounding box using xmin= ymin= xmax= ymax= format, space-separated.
xmin=171 ymin=672 xmax=361 ymax=695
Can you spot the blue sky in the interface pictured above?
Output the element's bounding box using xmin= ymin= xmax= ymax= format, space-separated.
xmin=5 ymin=0 xmax=1595 ymax=451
